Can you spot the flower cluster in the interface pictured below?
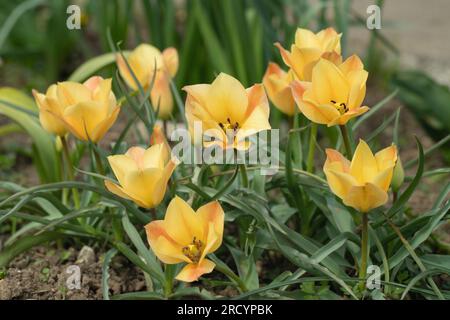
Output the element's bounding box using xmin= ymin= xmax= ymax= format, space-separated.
xmin=31 ymin=27 xmax=399 ymax=283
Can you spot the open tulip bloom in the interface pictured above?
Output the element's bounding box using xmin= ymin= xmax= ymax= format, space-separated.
xmin=32 ymin=76 xmax=120 ymax=142
xmin=184 ymin=73 xmax=271 ymax=150
xmin=324 ymin=140 xmax=398 ymax=213
xmin=145 ymin=196 xmax=224 ymax=282
xmin=291 ymin=56 xmax=369 ymax=126
xmin=105 ymin=128 xmax=177 ymax=209
xmin=117 ymin=44 xmax=178 ymax=119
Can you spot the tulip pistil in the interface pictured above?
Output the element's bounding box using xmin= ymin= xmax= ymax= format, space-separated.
xmin=182 ymin=237 xmax=204 ymax=263
xmin=331 ymin=100 xmax=348 ymax=115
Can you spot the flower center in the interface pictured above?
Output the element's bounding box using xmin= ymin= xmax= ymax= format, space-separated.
xmin=330 ymin=100 xmax=348 ymax=115
xmin=219 ymin=117 xmax=240 ymax=142
xmin=182 ymin=237 xmax=204 ymax=263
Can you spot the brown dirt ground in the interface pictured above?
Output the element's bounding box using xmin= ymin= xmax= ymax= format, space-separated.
xmin=0 ymin=245 xmax=146 ymax=300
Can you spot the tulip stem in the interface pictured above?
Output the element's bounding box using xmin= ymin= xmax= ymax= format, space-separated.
xmin=339 ymin=125 xmax=353 ymax=158
xmin=93 ymin=146 xmax=105 ymax=176
xmin=359 ymin=213 xmax=369 ymax=292
xmin=211 ymin=255 xmax=248 ymax=292
xmin=306 ymin=123 xmax=318 ymax=173
xmin=239 ymin=163 xmax=249 ymax=188
xmin=61 ymin=136 xmax=80 ymax=209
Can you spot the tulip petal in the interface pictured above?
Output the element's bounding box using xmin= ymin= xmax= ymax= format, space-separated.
xmin=372 ymin=167 xmax=395 ymax=192
xmin=295 ymin=99 xmax=340 ymax=125
xmin=324 ymin=169 xmax=359 ymax=200
xmin=150 ymin=72 xmax=173 ymax=119
xmin=295 ymin=28 xmax=321 ymax=48
xmin=197 ymin=201 xmax=224 ymax=254
xmin=104 ymin=180 xmax=133 ymax=201
xmin=142 ymin=143 xmax=166 ymax=169
xmin=263 ymin=63 xmax=296 ymax=115
xmin=122 ymin=168 xmax=163 ymax=208
xmin=208 ymin=73 xmax=248 ymax=124
xmin=339 ymin=55 xmax=364 ymax=76
xmin=350 ymin=140 xmax=379 ymax=183
xmin=324 ymin=148 xmax=351 ymax=172
xmin=311 ymin=59 xmax=349 ymax=105
xmin=375 ymin=145 xmax=397 ymax=171
xmin=57 ymin=82 xmax=92 ymax=107
xmin=327 ymin=106 xmax=369 ymax=126
xmin=151 ymin=158 xmax=178 ymax=206
xmin=164 ymin=196 xmax=205 ymax=246
xmin=90 ymin=105 xmax=120 ymax=142
xmin=343 ymin=183 xmax=388 ymax=213
xmin=108 ymin=154 xmax=138 ymax=184
xmin=162 ymin=47 xmax=179 ymax=77
xmin=175 ymin=259 xmax=216 ymax=282
xmin=145 ymin=221 xmax=190 ymax=264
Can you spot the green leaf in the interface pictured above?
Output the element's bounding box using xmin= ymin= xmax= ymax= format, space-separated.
xmin=0 ymin=88 xmax=60 ymax=182
xmin=68 ymin=52 xmax=128 ymax=82
xmin=102 ymin=248 xmax=118 ymax=300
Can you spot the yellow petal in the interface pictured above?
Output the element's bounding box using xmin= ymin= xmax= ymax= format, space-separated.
xmin=324 ymin=148 xmax=351 ymax=172
xmin=107 ymin=154 xmax=138 ymax=184
xmin=83 ymin=76 xmax=103 ymax=91
xmin=197 ymin=201 xmax=224 ymax=254
xmin=375 ymin=145 xmax=397 ymax=171
xmin=164 ymin=196 xmax=205 ymax=245
xmin=208 ymin=73 xmax=248 ymax=124
xmin=142 ymin=144 xmax=166 ymax=169
xmin=150 ymin=158 xmax=177 ymax=207
xmin=122 ymin=168 xmax=164 ymax=208
xmin=145 ymin=220 xmax=189 ymax=264
xmin=339 ymin=55 xmax=364 ymax=76
xmin=311 ymin=59 xmax=349 ymax=105
xmin=56 ymin=82 xmax=92 ymax=107
xmin=316 ymin=27 xmax=341 ymax=53
xmin=150 ymin=125 xmax=171 ymax=163
xmin=162 ymin=47 xmax=179 ymax=77
xmin=262 ymin=63 xmax=296 ymax=115
xmin=294 ymin=86 xmax=340 ymax=125
xmin=175 ymin=259 xmax=215 ymax=282
xmin=347 ymin=70 xmax=368 ymax=110
xmin=32 ymin=88 xmax=67 ymax=136
xmin=327 ymin=106 xmax=369 ymax=126
xmin=372 ymin=167 xmax=395 ymax=192
xmin=343 ymin=183 xmax=388 ymax=212
xmin=90 ymin=105 xmax=120 ymax=142
xmin=350 ymin=140 xmax=378 ymax=184
xmin=295 ymin=28 xmax=321 ymax=48
xmin=324 ymin=168 xmax=358 ymax=200
xmin=150 ymin=72 xmax=173 ymax=119
xmin=63 ymin=101 xmax=109 ymax=141
xmin=104 ymin=180 xmax=133 ymax=201
xmin=290 ymin=46 xmax=323 ymax=81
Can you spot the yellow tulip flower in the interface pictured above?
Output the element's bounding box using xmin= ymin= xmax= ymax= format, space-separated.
xmin=105 ymin=129 xmax=177 ymax=208
xmin=183 ymin=73 xmax=271 ymax=150
xmin=117 ymin=44 xmax=178 ymax=119
xmin=262 ymin=62 xmax=296 ymax=116
xmin=323 ymin=140 xmax=397 ymax=213
xmin=145 ymin=196 xmax=224 ymax=282
xmin=275 ymin=27 xmax=342 ymax=82
xmin=32 ymin=85 xmax=68 ymax=136
xmin=291 ymin=55 xmax=369 ymax=126
xmin=34 ymin=76 xmax=120 ymax=142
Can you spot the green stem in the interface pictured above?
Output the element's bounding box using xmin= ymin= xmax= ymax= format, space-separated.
xmin=61 ymin=136 xmax=80 ymax=209
xmin=239 ymin=163 xmax=249 ymax=188
xmin=212 ymin=257 xmax=248 ymax=293
xmin=339 ymin=125 xmax=353 ymax=158
xmin=93 ymin=146 xmax=105 ymax=176
xmin=359 ymin=213 xmax=369 ymax=291
xmin=306 ymin=123 xmax=318 ymax=173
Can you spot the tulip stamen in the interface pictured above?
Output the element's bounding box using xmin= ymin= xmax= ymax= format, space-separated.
xmin=182 ymin=237 xmax=204 ymax=263
xmin=330 ymin=100 xmax=348 ymax=115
